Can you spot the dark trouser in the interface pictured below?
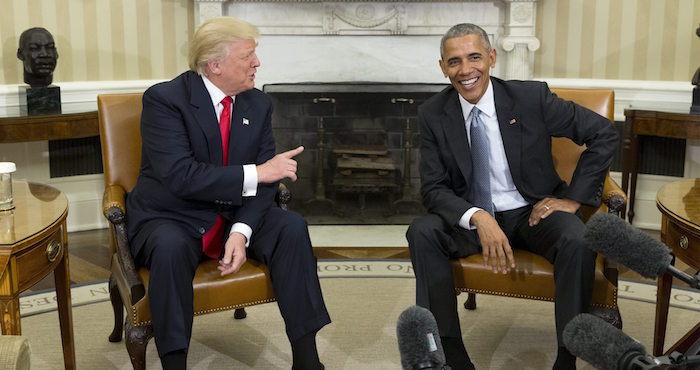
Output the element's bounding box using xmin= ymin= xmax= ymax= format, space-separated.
xmin=406 ymin=205 xmax=596 ymax=346
xmin=134 ymin=207 xmax=331 ymax=357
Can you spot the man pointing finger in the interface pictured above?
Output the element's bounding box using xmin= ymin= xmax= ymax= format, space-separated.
xmin=257 ymin=145 xmax=305 ymax=183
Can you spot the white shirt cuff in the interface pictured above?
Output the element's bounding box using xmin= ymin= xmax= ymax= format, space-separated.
xmin=458 ymin=207 xmax=482 ymax=230
xmin=229 ymin=222 xmax=252 ymax=247
xmin=242 ymin=164 xmax=258 ymax=197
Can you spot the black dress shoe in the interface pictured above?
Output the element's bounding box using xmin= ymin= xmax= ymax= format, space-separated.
xmin=292 ymin=362 xmax=324 ymax=370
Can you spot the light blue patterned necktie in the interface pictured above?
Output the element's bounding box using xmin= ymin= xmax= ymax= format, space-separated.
xmin=469 ymin=107 xmax=494 ymax=216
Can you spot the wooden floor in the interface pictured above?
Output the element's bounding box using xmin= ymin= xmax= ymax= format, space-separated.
xmin=27 ymin=227 xmax=695 ymax=293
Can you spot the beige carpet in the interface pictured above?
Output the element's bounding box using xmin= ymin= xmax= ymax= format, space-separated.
xmin=21 ymin=275 xmax=699 ymax=370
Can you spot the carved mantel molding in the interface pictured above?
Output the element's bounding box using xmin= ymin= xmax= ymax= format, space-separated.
xmin=192 ymin=0 xmax=540 ymax=80
xmin=501 ymin=0 xmax=540 ymax=80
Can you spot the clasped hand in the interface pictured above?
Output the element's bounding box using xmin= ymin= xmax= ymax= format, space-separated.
xmin=218 ymin=232 xmax=247 ymax=276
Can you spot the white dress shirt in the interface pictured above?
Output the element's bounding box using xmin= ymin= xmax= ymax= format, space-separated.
xmin=202 ymin=75 xmax=257 ymax=244
xmin=457 ymin=80 xmax=529 ymax=230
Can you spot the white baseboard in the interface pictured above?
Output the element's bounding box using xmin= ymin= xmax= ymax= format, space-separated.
xmin=0 ymin=79 xmax=695 ymax=231
xmin=46 ymin=174 xmax=109 ymax=232
xmin=609 ymin=172 xmax=672 ymax=231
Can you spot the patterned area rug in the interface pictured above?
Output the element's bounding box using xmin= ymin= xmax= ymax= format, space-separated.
xmin=20 ymin=260 xmax=700 ymax=317
xmin=19 ymin=260 xmax=700 ymax=370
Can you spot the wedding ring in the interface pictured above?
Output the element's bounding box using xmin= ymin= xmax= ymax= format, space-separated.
xmin=544 ymin=205 xmax=550 ymax=211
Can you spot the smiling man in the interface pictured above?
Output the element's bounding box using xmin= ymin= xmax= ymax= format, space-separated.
xmin=126 ymin=17 xmax=330 ymax=370
xmin=406 ymin=23 xmax=618 ymax=369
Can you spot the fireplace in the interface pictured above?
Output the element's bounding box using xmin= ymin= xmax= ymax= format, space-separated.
xmin=194 ymin=0 xmax=541 ymax=223
xmin=265 ymin=83 xmax=446 ymax=223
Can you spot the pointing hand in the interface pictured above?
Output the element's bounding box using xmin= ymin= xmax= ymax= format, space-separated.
xmin=257 ymin=146 xmax=304 ymax=183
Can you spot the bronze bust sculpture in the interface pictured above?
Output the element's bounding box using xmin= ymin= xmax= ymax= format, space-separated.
xmin=16 ymin=27 xmax=58 ymax=87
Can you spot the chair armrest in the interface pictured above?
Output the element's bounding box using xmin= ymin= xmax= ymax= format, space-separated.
xmin=601 ymin=174 xmax=627 ymax=214
xmin=276 ymin=183 xmax=291 ymax=210
xmin=102 ymin=185 xmax=146 ymax=303
xmin=102 ymin=184 xmax=126 ymax=215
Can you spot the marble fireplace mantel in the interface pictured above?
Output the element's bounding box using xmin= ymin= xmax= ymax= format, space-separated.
xmin=193 ymin=0 xmax=540 ymax=82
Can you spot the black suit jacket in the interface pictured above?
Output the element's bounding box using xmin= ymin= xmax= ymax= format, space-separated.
xmin=417 ymin=77 xmax=618 ymax=231
xmin=126 ymin=71 xmax=278 ymax=256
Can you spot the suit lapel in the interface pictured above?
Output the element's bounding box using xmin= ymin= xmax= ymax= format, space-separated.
xmin=228 ymin=92 xmax=251 ymax=162
xmin=441 ymin=89 xmax=473 ymax=183
xmin=492 ymin=78 xmax=523 ymax=185
xmin=189 ymin=73 xmax=224 ymax=164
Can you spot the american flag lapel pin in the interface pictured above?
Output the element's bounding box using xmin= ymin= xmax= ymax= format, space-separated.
xmin=242 ymin=118 xmax=249 ymax=125
xmin=509 ymin=118 xmax=516 ymax=125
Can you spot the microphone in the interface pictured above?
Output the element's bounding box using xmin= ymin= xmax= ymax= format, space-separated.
xmin=396 ymin=305 xmax=449 ymax=370
xmin=565 ymin=313 xmax=700 ymax=369
xmin=563 ymin=313 xmax=661 ymax=370
xmin=584 ymin=213 xmax=699 ymax=289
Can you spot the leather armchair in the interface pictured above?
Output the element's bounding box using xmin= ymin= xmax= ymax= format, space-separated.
xmin=98 ymin=92 xmax=285 ymax=370
xmin=450 ymin=88 xmax=626 ymax=328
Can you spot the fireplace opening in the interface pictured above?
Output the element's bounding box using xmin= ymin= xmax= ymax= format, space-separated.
xmin=265 ymin=83 xmax=447 ymax=224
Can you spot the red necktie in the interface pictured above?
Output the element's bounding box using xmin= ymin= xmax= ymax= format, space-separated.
xmin=202 ymin=96 xmax=232 ymax=259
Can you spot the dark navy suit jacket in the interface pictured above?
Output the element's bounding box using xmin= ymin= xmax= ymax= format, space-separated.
xmin=417 ymin=77 xmax=618 ymax=254
xmin=126 ymin=71 xmax=278 ymax=257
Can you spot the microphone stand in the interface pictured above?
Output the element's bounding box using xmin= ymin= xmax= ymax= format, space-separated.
xmin=622 ymin=353 xmax=700 ymax=369
xmin=635 ymin=336 xmax=700 ymax=370
xmin=665 ymin=265 xmax=700 ymax=290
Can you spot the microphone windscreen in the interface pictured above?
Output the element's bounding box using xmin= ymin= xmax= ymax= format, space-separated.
xmin=584 ymin=213 xmax=672 ymax=279
xmin=563 ymin=313 xmax=647 ymax=370
xmin=397 ymin=305 xmax=446 ymax=370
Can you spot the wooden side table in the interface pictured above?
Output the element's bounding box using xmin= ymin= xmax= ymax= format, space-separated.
xmin=655 ymin=179 xmax=700 ymax=356
xmin=622 ymin=109 xmax=700 ymax=223
xmin=0 ymin=181 xmax=75 ymax=369
xmin=0 ymin=110 xmax=98 ymax=143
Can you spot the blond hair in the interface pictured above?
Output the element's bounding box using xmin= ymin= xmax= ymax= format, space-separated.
xmin=188 ymin=17 xmax=260 ymax=76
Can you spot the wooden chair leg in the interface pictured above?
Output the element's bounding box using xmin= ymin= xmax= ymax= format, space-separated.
xmin=108 ymin=274 xmax=124 ymax=342
xmin=590 ymin=306 xmax=623 ymax=329
xmin=234 ymin=308 xmax=247 ymax=319
xmin=464 ymin=293 xmax=476 ymax=310
xmin=125 ymin=320 xmax=153 ymax=370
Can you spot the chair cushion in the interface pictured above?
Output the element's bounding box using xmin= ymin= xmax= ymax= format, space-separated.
xmin=451 ymin=250 xmax=617 ymax=309
xmin=112 ymin=255 xmax=276 ymax=326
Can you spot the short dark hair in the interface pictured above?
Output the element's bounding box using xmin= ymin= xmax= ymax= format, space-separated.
xmin=440 ymin=23 xmax=491 ymax=58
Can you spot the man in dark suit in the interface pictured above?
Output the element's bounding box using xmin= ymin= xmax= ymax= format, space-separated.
xmin=406 ymin=23 xmax=618 ymax=369
xmin=126 ymin=17 xmax=330 ymax=370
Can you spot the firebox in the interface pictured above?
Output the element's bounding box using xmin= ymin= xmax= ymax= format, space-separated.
xmin=265 ymin=83 xmax=447 ymax=224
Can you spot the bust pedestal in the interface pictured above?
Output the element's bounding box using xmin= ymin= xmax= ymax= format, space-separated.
xmin=19 ymin=85 xmax=61 ymax=116
xmin=692 ymin=87 xmax=700 ymax=114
